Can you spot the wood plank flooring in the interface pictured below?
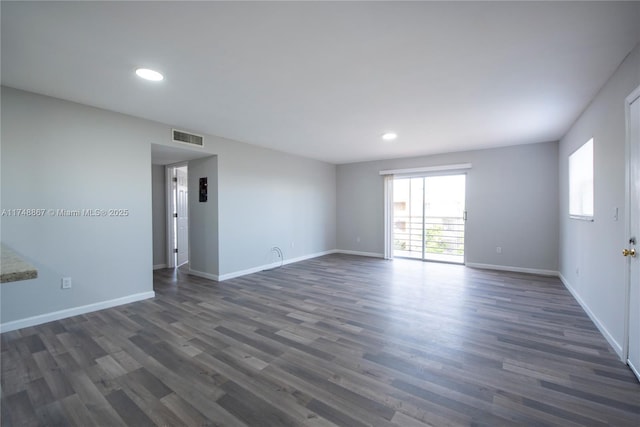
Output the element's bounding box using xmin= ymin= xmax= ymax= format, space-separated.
xmin=2 ymin=254 xmax=639 ymax=426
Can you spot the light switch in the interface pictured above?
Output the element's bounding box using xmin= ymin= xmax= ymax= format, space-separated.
xmin=613 ymin=207 xmax=619 ymax=221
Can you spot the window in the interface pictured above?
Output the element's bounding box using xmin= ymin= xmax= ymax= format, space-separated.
xmin=569 ymin=138 xmax=594 ymax=220
xmin=393 ymin=201 xmax=406 ymax=212
xmin=392 ymin=174 xmax=466 ymax=263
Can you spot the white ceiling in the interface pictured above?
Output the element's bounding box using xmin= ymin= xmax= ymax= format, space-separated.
xmin=2 ymin=1 xmax=639 ymax=164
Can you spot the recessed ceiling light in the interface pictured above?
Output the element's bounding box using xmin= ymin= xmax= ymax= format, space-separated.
xmin=135 ymin=68 xmax=164 ymax=82
xmin=382 ymin=132 xmax=397 ymax=141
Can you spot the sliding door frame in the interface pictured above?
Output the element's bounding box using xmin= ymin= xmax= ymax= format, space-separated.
xmin=381 ymin=164 xmax=471 ymax=264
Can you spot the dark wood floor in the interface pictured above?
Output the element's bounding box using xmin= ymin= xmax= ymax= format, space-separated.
xmin=2 ymin=254 xmax=639 ymax=426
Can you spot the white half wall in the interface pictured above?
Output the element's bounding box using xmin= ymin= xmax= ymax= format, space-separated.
xmin=337 ymin=141 xmax=559 ymax=272
xmin=558 ymin=44 xmax=640 ymax=356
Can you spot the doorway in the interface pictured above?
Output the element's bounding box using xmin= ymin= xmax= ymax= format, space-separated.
xmin=392 ymin=174 xmax=466 ymax=263
xmin=625 ymin=85 xmax=639 ymax=381
xmin=167 ymin=164 xmax=189 ymax=268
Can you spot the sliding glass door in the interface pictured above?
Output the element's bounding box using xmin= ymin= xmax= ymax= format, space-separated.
xmin=393 ymin=174 xmax=466 ymax=263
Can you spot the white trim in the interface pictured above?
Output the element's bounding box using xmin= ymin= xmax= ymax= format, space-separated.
xmin=165 ymin=162 xmax=190 ymax=269
xmin=379 ymin=163 xmax=471 ymax=176
xmin=217 ymin=265 xmax=267 ymax=281
xmin=153 ymin=264 xmax=167 ymax=270
xmin=558 ymin=273 xmax=624 ymax=359
xmin=165 ymin=164 xmax=177 ymax=268
xmin=465 ymin=262 xmax=558 ymax=277
xmin=188 ymin=268 xmax=219 ymax=282
xmin=623 ymin=84 xmax=640 ymax=367
xmin=0 ymin=291 xmax=155 ymax=333
xmin=334 ymin=249 xmax=384 ymax=258
xmin=190 ymin=249 xmax=385 ymax=283
xmin=629 ymin=360 xmax=640 ymax=381
xmin=216 ymin=250 xmax=338 ymax=281
xmin=383 ymin=174 xmax=394 ymax=260
xmin=626 ymin=85 xmax=640 ymax=106
xmin=569 ymin=215 xmax=594 ymax=222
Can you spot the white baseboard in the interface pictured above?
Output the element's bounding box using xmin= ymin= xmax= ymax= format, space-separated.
xmin=187 ymin=268 xmax=219 ymax=282
xmin=558 ymin=273 xmax=623 ymax=359
xmin=153 ymin=264 xmax=167 ymax=270
xmin=217 ymin=249 xmax=338 ymax=281
xmin=216 ymin=267 xmax=256 ymax=282
xmin=190 ymin=249 xmax=384 ymax=282
xmin=280 ymin=249 xmax=338 ymax=266
xmin=0 ymin=291 xmax=155 ymax=333
xmin=629 ymin=360 xmax=640 ymax=381
xmin=465 ymin=262 xmax=559 ymax=277
xmin=333 ymin=250 xmax=384 ymax=258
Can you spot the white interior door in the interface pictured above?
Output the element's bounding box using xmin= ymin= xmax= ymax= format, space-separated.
xmin=176 ymin=166 xmax=189 ymax=266
xmin=626 ymin=90 xmax=640 ymax=380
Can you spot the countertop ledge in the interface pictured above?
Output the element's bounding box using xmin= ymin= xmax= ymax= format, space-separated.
xmin=1 ymin=244 xmax=38 ymax=283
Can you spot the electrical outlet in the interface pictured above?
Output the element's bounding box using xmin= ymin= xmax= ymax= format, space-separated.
xmin=496 ymin=246 xmax=502 ymax=254
xmin=290 ymin=242 xmax=295 ymax=248
xmin=356 ymin=236 xmax=361 ymax=243
xmin=61 ymin=277 xmax=72 ymax=289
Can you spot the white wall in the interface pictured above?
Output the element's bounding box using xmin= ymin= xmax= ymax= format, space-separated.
xmin=217 ymin=143 xmax=337 ymax=276
xmin=188 ymin=156 xmax=219 ymax=278
xmin=1 ymin=87 xmax=337 ymax=328
xmin=151 ymin=164 xmax=166 ymax=268
xmin=558 ymin=44 xmax=640 ymax=356
xmin=1 ymin=87 xmax=160 ymax=326
xmin=337 ymin=141 xmax=559 ymax=273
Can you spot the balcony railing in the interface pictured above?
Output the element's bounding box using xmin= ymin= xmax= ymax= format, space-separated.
xmin=393 ymin=215 xmax=464 ymax=263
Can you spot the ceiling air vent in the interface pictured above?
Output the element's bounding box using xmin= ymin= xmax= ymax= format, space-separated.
xmin=172 ymin=129 xmax=204 ymax=147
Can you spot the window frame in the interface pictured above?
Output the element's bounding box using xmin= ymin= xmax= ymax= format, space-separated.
xmin=569 ymin=137 xmax=595 ymax=221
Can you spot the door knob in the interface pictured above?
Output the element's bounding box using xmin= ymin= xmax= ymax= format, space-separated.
xmin=623 ymin=248 xmax=636 ymax=257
